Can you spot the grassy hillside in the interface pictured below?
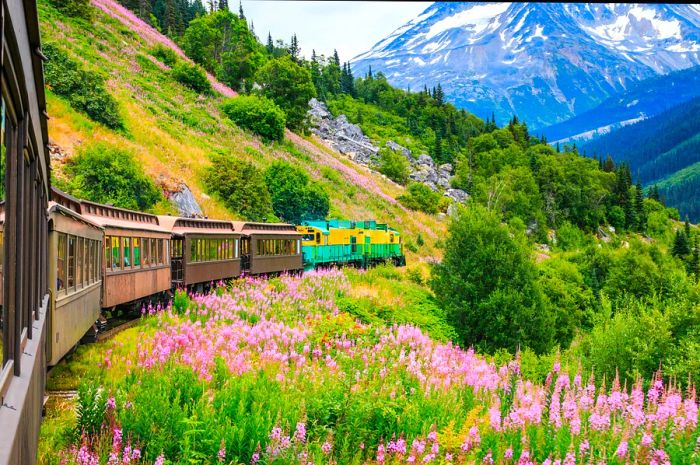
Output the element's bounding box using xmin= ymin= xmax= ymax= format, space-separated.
xmin=39 ymin=0 xmax=444 ymax=260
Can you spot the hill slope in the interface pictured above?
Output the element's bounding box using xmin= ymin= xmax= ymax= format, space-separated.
xmin=40 ymin=0 xmax=444 ymax=259
xmin=580 ymin=96 xmax=700 ymax=220
xmin=352 ymin=3 xmax=700 ymax=130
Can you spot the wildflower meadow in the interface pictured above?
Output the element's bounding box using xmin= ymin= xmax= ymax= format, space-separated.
xmin=51 ymin=270 xmax=699 ymax=465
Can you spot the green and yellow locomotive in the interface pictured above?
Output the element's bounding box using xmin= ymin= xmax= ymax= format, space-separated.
xmin=297 ymin=220 xmax=406 ymax=271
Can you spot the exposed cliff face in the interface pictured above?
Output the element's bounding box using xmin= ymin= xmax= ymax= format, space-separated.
xmin=352 ymin=3 xmax=700 ymax=130
xmin=308 ymin=99 xmax=469 ymax=204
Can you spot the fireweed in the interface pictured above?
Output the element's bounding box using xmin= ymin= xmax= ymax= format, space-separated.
xmin=57 ymin=270 xmax=699 ymax=465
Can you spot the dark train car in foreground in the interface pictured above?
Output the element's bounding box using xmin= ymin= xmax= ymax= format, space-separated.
xmin=81 ymin=202 xmax=171 ymax=309
xmin=158 ymin=215 xmax=241 ymax=288
xmin=47 ymin=193 xmax=103 ymax=366
xmin=0 ymin=0 xmax=52 ymax=461
xmin=233 ymin=221 xmax=303 ymax=275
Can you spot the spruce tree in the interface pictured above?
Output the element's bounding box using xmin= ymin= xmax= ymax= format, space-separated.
xmin=332 ymin=49 xmax=340 ymax=66
xmin=266 ymin=33 xmax=274 ymax=55
xmin=673 ymin=229 xmax=691 ymax=257
xmin=289 ymin=34 xmax=299 ymax=62
xmin=435 ymin=83 xmax=444 ymax=106
xmin=635 ymin=181 xmax=646 ymax=232
xmin=367 ymin=65 xmax=373 ymax=79
xmin=603 ymin=155 xmax=615 ymax=172
xmin=218 ymin=0 xmax=228 ymax=11
xmin=238 ymin=0 xmax=244 ymax=18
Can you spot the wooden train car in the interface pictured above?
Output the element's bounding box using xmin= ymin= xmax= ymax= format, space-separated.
xmin=47 ymin=201 xmax=103 ymax=365
xmin=297 ymin=220 xmax=405 ymax=270
xmin=80 ymin=202 xmax=171 ymax=309
xmin=158 ymin=216 xmax=241 ymax=288
xmin=233 ymin=222 xmax=303 ymax=275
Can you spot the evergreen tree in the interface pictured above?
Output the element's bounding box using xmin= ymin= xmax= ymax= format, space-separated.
xmin=218 ymin=0 xmax=228 ymax=11
xmin=673 ymin=229 xmax=691 ymax=257
xmin=556 ymin=142 xmax=560 ymax=153
xmin=332 ymin=49 xmax=340 ymax=66
xmin=603 ymin=155 xmax=615 ymax=172
xmin=692 ymin=238 xmax=700 ymax=282
xmin=435 ymin=83 xmax=444 ymax=106
xmin=635 ymin=181 xmax=646 ymax=231
xmin=367 ymin=65 xmax=373 ymax=79
xmin=433 ymin=130 xmax=443 ymax=163
xmin=685 ymin=217 xmax=691 ymax=239
xmin=266 ymin=33 xmax=274 ymax=55
xmin=648 ymin=184 xmax=660 ymax=202
xmin=289 ymin=34 xmax=300 ymax=62
xmin=340 ymin=62 xmax=355 ymax=96
xmin=238 ymin=0 xmax=244 ymax=18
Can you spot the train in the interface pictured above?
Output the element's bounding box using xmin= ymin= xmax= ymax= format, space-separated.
xmin=0 ymin=188 xmax=405 ymax=366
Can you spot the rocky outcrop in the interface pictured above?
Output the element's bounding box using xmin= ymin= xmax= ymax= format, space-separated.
xmin=166 ymin=183 xmax=203 ymax=218
xmin=308 ymin=99 xmax=469 ymax=205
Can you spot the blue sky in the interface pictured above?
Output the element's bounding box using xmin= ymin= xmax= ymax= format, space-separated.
xmin=239 ymin=1 xmax=432 ymax=62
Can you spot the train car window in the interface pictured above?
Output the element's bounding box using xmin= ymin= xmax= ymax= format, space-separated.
xmin=296 ymin=240 xmax=301 ymax=255
xmin=76 ymin=237 xmax=83 ymax=288
xmin=149 ymin=238 xmax=156 ymax=266
xmin=142 ymin=238 xmax=149 ymax=267
xmin=133 ymin=238 xmax=141 ymax=268
xmin=86 ymin=240 xmax=92 ymax=284
xmin=316 ymin=233 xmax=321 ymax=243
xmin=191 ymin=239 xmax=197 ymax=262
xmin=158 ymin=239 xmax=164 ymax=265
xmin=302 ymin=233 xmax=314 ymax=241
xmin=209 ymin=239 xmax=217 ymax=261
xmin=67 ymin=236 xmax=76 ymax=289
xmin=57 ymin=233 xmax=66 ymax=292
xmin=104 ymin=236 xmax=111 ymax=273
xmin=123 ymin=237 xmax=131 ymax=268
xmin=112 ymin=236 xmax=121 ymax=271
xmin=235 ymin=239 xmax=240 ymax=258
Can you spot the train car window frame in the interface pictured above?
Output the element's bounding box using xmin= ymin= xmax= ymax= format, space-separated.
xmin=122 ymin=237 xmax=131 ymax=269
xmin=133 ymin=237 xmax=141 ymax=268
xmin=67 ymin=235 xmax=76 ymax=290
xmin=57 ymin=233 xmax=67 ymax=293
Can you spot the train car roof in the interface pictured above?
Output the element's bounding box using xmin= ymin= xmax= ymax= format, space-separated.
xmin=232 ymin=221 xmax=302 ymax=236
xmin=48 ymin=202 xmax=104 ymax=231
xmin=80 ymin=200 xmax=169 ymax=234
xmin=157 ymin=215 xmax=239 ymax=235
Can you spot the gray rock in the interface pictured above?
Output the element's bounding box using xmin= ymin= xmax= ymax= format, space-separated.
xmin=444 ymin=188 xmax=469 ymax=203
xmin=386 ymin=140 xmax=413 ymax=161
xmin=438 ymin=163 xmax=453 ymax=174
xmin=415 ymin=154 xmax=435 ymax=168
xmin=169 ymin=184 xmax=203 ymax=218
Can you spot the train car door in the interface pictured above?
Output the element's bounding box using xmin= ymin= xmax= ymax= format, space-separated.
xmin=171 ymin=237 xmax=184 ymax=284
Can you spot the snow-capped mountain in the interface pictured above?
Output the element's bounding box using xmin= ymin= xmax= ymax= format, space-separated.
xmin=352 ymin=3 xmax=700 ymax=129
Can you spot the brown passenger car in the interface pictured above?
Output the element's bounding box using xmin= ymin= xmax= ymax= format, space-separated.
xmin=233 ymin=222 xmax=303 ymax=275
xmin=47 ymin=201 xmax=103 ymax=365
xmin=158 ymin=216 xmax=241 ymax=288
xmin=81 ymin=202 xmax=171 ymax=308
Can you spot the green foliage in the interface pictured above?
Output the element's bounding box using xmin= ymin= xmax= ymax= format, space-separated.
xmin=150 ymin=44 xmax=178 ymax=67
xmin=180 ymin=10 xmax=264 ymax=91
xmin=76 ymin=382 xmax=107 ymax=437
xmin=203 ymin=153 xmax=273 ymax=221
xmin=49 ymin=0 xmax=93 ymax=19
xmin=377 ymin=147 xmax=410 ymax=185
xmin=264 ymin=161 xmax=329 ymax=223
xmin=220 ymin=95 xmax=286 ymax=142
xmin=398 ymin=183 xmax=442 ymax=214
xmin=43 ymin=43 xmax=123 ymax=129
xmin=430 ymin=205 xmax=555 ymax=354
xmin=171 ymin=61 xmax=212 ymax=94
xmin=64 ymin=141 xmax=163 ymax=211
xmin=255 ymin=56 xmax=317 ymax=130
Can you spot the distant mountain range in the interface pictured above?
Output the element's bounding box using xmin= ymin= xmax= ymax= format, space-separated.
xmin=581 ymin=97 xmax=700 ymax=221
xmin=352 ymin=3 xmax=700 ymax=130
xmin=541 ymin=65 xmax=700 ymax=143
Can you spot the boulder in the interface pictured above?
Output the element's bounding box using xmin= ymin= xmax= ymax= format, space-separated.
xmin=386 ymin=140 xmax=413 ymax=161
xmin=444 ymin=188 xmax=469 ymax=203
xmin=168 ymin=183 xmax=203 ymax=218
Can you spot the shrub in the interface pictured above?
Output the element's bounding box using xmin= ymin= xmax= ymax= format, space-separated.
xmin=49 ymin=0 xmax=93 ymax=20
xmin=203 ymin=154 xmax=274 ymax=221
xmin=430 ymin=204 xmax=555 ymax=354
xmin=43 ymin=43 xmax=123 ymax=129
xmin=65 ymin=141 xmax=163 ymax=211
xmin=171 ymin=62 xmax=212 ymax=95
xmin=378 ymin=147 xmax=410 ymax=185
xmin=150 ymin=44 xmax=179 ymax=67
xmin=220 ymin=96 xmax=286 ymax=142
xmin=398 ymin=182 xmax=442 ymax=214
xmin=264 ymin=161 xmax=330 ymax=223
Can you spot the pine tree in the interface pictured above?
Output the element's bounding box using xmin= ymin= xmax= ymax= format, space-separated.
xmin=367 ymin=65 xmax=373 ymax=79
xmin=603 ymin=155 xmax=615 ymax=172
xmin=435 ymin=83 xmax=444 ymax=106
xmin=218 ymin=0 xmax=228 ymax=11
xmin=289 ymin=34 xmax=299 ymax=62
xmin=238 ymin=0 xmax=244 ymax=18
xmin=691 ymin=238 xmax=700 ymax=282
xmin=138 ymin=0 xmax=151 ymax=19
xmin=673 ymin=229 xmax=691 ymax=257
xmin=685 ymin=217 xmax=691 ymax=239
xmin=266 ymin=33 xmax=274 ymax=55
xmin=332 ymin=49 xmax=340 ymax=66
xmin=648 ymin=185 xmax=660 ymax=202
xmin=556 ymin=142 xmax=560 ymax=153
xmin=635 ymin=181 xmax=646 ymax=232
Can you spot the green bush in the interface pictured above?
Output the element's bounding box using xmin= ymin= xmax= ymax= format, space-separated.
xmin=378 ymin=147 xmax=410 ymax=185
xmin=171 ymin=62 xmax=212 ymax=95
xmin=43 ymin=43 xmax=123 ymax=129
xmin=65 ymin=141 xmax=163 ymax=211
xmin=150 ymin=44 xmax=179 ymax=67
xmin=221 ymin=95 xmax=286 ymax=142
xmin=203 ymin=154 xmax=274 ymax=221
xmin=49 ymin=0 xmax=93 ymax=20
xmin=264 ymin=161 xmax=330 ymax=223
xmin=430 ymin=204 xmax=555 ymax=354
xmin=398 ymin=183 xmax=442 ymax=214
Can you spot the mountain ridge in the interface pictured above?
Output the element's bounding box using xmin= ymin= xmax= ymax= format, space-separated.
xmin=352 ymin=3 xmax=700 ymax=129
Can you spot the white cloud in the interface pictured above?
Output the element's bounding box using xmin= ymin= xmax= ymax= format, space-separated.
xmin=239 ymin=1 xmax=432 ymax=62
